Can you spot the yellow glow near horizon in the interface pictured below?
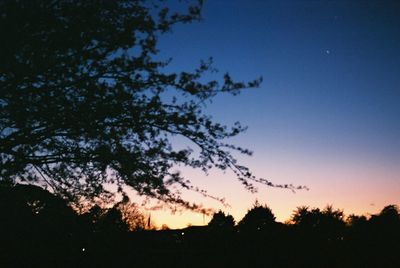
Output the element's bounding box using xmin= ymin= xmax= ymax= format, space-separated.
xmin=131 ymin=150 xmax=400 ymax=229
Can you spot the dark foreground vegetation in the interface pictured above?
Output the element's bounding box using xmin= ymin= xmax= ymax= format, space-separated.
xmin=1 ymin=183 xmax=399 ymax=268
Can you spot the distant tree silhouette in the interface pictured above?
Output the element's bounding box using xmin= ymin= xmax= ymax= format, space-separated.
xmin=1 ymin=184 xmax=399 ymax=268
xmin=346 ymin=214 xmax=368 ymax=228
xmin=346 ymin=214 xmax=368 ymax=226
xmin=369 ymin=204 xmax=400 ymax=233
xmin=291 ymin=206 xmax=313 ymax=226
xmin=378 ymin=205 xmax=400 ymax=223
xmin=117 ymin=199 xmax=147 ymax=231
xmin=208 ymin=210 xmax=235 ymax=229
xmin=0 ymin=0 xmax=309 ymax=210
xmin=238 ymin=201 xmax=276 ymax=232
xmin=81 ymin=198 xmax=147 ymax=233
xmin=291 ymin=205 xmax=345 ymax=241
xmin=320 ymin=205 xmax=345 ymax=240
xmin=345 ymin=213 xmax=369 ymax=249
xmin=98 ymin=206 xmax=130 ymax=232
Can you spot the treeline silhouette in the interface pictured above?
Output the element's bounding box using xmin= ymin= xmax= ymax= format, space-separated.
xmin=1 ymin=183 xmax=399 ymax=268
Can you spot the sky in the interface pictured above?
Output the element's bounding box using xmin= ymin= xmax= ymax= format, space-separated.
xmin=140 ymin=0 xmax=400 ymax=229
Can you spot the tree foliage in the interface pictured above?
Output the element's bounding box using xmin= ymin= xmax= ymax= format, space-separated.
xmin=370 ymin=204 xmax=400 ymax=228
xmin=0 ymin=0 xmax=305 ymax=209
xmin=291 ymin=205 xmax=345 ymax=227
xmin=82 ymin=198 xmax=147 ymax=232
xmin=208 ymin=210 xmax=235 ymax=229
xmin=238 ymin=200 xmax=276 ymax=231
xmin=291 ymin=205 xmax=345 ymax=240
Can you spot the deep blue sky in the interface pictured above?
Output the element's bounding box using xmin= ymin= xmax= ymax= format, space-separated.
xmin=151 ymin=0 xmax=400 ymax=227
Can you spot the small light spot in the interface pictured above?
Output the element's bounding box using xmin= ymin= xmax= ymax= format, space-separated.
xmin=82 ymin=248 xmax=86 ymax=252
xmin=326 ymin=50 xmax=331 ymax=54
xmin=181 ymin=232 xmax=185 ymax=236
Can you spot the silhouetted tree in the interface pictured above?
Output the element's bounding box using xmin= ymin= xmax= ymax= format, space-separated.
xmin=81 ymin=198 xmax=147 ymax=233
xmin=0 ymin=0 xmax=306 ymax=210
xmin=2 ymin=183 xmax=399 ymax=268
xmin=291 ymin=205 xmax=345 ymax=241
xmin=98 ymin=206 xmax=130 ymax=233
xmin=378 ymin=205 xmax=400 ymax=223
xmin=238 ymin=201 xmax=276 ymax=232
xmin=208 ymin=210 xmax=235 ymax=229
xmin=365 ymin=205 xmax=400 ymax=267
xmin=345 ymin=214 xmax=369 ymax=247
xmin=291 ymin=206 xmax=314 ymax=227
xmin=346 ymin=214 xmax=368 ymax=228
xmin=369 ymin=204 xmax=400 ymax=234
xmin=320 ymin=205 xmax=345 ymax=240
xmin=118 ymin=199 xmax=147 ymax=231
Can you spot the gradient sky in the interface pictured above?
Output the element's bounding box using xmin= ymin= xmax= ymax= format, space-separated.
xmin=137 ymin=0 xmax=400 ymax=229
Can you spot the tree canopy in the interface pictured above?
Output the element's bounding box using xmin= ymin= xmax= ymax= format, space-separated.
xmin=0 ymin=0 xmax=305 ymax=210
xmin=208 ymin=210 xmax=235 ymax=229
xmin=238 ymin=201 xmax=276 ymax=231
